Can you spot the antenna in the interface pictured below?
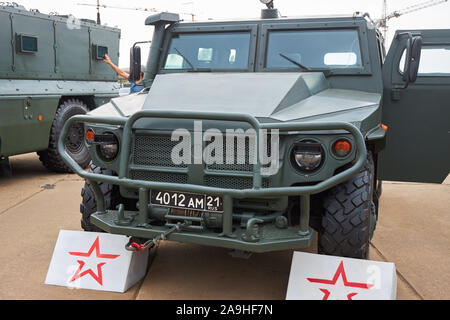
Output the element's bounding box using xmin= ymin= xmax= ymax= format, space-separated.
xmin=77 ymin=2 xmax=196 ymax=22
xmin=96 ymin=0 xmax=101 ymax=24
xmin=382 ymin=0 xmax=388 ymax=41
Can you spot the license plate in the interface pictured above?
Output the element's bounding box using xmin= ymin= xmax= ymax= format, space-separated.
xmin=150 ymin=190 xmax=223 ymax=212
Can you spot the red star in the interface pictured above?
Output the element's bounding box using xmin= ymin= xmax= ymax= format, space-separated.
xmin=307 ymin=261 xmax=374 ymax=300
xmin=68 ymin=236 xmax=120 ymax=286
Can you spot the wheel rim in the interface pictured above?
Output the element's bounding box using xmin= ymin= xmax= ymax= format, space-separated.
xmin=65 ymin=123 xmax=84 ymax=154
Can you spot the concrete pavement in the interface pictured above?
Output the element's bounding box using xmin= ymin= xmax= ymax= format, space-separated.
xmin=370 ymin=181 xmax=450 ymax=300
xmin=0 ymin=153 xmax=448 ymax=299
xmin=0 ymin=154 xmax=139 ymax=299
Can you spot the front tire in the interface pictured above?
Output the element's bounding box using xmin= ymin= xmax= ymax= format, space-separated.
xmin=80 ymin=164 xmax=122 ymax=232
xmin=318 ymin=152 xmax=375 ymax=259
xmin=38 ymin=99 xmax=90 ymax=173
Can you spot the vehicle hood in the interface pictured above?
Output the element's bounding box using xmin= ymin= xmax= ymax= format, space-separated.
xmin=89 ymin=72 xmax=381 ymax=130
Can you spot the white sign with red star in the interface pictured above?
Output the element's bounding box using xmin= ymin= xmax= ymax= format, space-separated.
xmin=286 ymin=252 xmax=397 ymax=300
xmin=45 ymin=230 xmax=149 ymax=293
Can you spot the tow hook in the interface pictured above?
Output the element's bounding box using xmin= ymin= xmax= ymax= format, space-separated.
xmin=125 ymin=222 xmax=185 ymax=253
xmin=241 ymin=218 xmax=264 ymax=242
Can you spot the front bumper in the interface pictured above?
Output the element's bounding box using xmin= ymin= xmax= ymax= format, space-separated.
xmin=58 ymin=110 xmax=367 ymax=252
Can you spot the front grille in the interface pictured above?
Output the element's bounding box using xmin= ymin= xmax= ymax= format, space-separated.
xmin=130 ymin=132 xmax=274 ymax=190
xmin=134 ymin=134 xmax=187 ymax=168
xmin=204 ymin=175 xmax=271 ymax=190
xmin=205 ymin=134 xmax=273 ymax=173
xmin=131 ymin=170 xmax=188 ymax=184
xmin=206 ymin=138 xmax=254 ymax=172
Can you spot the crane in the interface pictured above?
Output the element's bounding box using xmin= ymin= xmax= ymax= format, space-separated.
xmin=378 ymin=0 xmax=448 ymax=41
xmin=77 ymin=2 xmax=196 ymax=22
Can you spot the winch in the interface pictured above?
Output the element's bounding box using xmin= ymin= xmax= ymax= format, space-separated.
xmin=125 ymin=222 xmax=186 ymax=252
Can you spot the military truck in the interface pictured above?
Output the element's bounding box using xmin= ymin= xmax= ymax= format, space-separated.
xmin=58 ymin=1 xmax=449 ymax=259
xmin=0 ymin=3 xmax=120 ymax=175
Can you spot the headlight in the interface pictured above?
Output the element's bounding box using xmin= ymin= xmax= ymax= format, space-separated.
xmin=99 ymin=142 xmax=119 ymax=160
xmin=95 ymin=132 xmax=119 ymax=161
xmin=291 ymin=140 xmax=324 ymax=172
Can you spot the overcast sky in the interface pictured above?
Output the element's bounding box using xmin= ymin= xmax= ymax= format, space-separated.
xmin=16 ymin=0 xmax=450 ymax=67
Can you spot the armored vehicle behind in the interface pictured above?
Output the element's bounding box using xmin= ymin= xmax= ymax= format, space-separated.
xmin=0 ymin=3 xmax=121 ymax=175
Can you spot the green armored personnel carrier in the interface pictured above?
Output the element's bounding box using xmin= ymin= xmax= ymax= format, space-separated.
xmin=0 ymin=3 xmax=120 ymax=175
xmin=59 ymin=1 xmax=449 ymax=259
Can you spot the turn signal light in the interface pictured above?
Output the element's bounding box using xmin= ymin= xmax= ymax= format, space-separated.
xmin=85 ymin=129 xmax=95 ymax=144
xmin=333 ymin=139 xmax=352 ymax=157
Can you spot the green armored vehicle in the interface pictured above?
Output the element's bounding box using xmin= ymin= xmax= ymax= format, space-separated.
xmin=59 ymin=1 xmax=450 ymax=259
xmin=0 ymin=3 xmax=120 ymax=175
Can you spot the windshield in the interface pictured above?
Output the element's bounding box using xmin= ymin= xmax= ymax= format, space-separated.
xmin=266 ymin=29 xmax=362 ymax=70
xmin=163 ymin=32 xmax=251 ymax=71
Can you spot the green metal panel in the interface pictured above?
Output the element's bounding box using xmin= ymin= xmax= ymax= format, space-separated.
xmin=0 ymin=5 xmax=120 ymax=81
xmin=11 ymin=13 xmax=55 ymax=77
xmin=89 ymin=27 xmax=121 ymax=81
xmin=0 ymin=96 xmax=59 ymax=156
xmin=0 ymin=10 xmax=13 ymax=73
xmin=0 ymin=5 xmax=121 ymax=158
xmin=379 ymin=29 xmax=450 ymax=183
xmin=54 ymin=22 xmax=90 ymax=77
xmin=0 ymin=79 xmax=120 ymax=157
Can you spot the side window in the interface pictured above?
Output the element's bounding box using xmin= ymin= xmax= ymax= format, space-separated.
xmin=17 ymin=34 xmax=38 ymax=54
xmin=399 ymin=44 xmax=450 ymax=76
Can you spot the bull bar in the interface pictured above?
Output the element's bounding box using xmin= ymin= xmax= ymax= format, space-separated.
xmin=58 ymin=110 xmax=367 ymax=252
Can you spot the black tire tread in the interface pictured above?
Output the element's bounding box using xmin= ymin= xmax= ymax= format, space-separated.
xmin=80 ymin=163 xmax=119 ymax=232
xmin=38 ymin=99 xmax=89 ymax=173
xmin=318 ymin=152 xmax=375 ymax=259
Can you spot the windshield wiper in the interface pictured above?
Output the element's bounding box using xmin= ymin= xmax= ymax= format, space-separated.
xmin=187 ymin=68 xmax=213 ymax=72
xmin=174 ymin=47 xmax=197 ymax=71
xmin=279 ymin=53 xmax=312 ymax=71
xmin=278 ymin=53 xmax=333 ymax=77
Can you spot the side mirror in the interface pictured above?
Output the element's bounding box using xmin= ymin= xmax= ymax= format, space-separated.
xmin=129 ymin=45 xmax=142 ymax=83
xmin=402 ymin=35 xmax=422 ymax=87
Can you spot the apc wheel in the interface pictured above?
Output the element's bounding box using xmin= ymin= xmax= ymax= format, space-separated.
xmin=80 ymin=164 xmax=122 ymax=232
xmin=318 ymin=152 xmax=375 ymax=259
xmin=0 ymin=157 xmax=12 ymax=178
xmin=38 ymin=99 xmax=90 ymax=173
